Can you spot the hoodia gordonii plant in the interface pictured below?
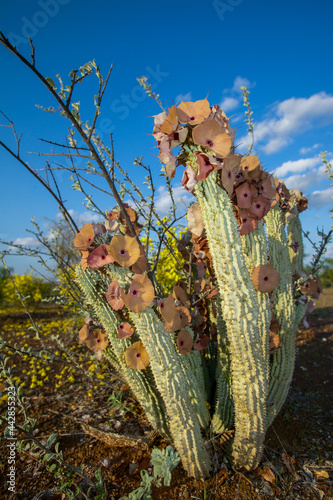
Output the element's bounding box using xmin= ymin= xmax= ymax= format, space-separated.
xmin=73 ymin=98 xmax=322 ymax=479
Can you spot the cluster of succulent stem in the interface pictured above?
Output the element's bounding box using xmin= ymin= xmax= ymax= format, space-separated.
xmin=73 ymin=98 xmax=319 ymax=479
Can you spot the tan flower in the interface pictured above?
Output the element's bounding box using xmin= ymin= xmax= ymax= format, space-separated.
xmin=73 ymin=223 xmax=106 ymax=251
xmin=300 ymin=277 xmax=322 ymax=297
xmin=192 ymin=305 xmax=207 ymax=330
xmin=168 ymin=127 xmax=188 ymax=149
xmin=85 ymin=329 xmax=109 ymax=352
xmin=131 ymin=245 xmax=149 ymax=274
xmin=250 ymin=195 xmax=272 ymax=219
xmin=193 ymin=333 xmax=210 ymax=351
xmin=251 ymin=264 xmax=281 ymax=293
xmin=159 ymin=104 xmax=179 ymax=134
xmin=240 ymin=155 xmax=260 ymax=174
xmin=105 ymin=281 xmax=124 ymax=311
xmin=153 ymin=110 xmax=168 ymax=137
xmin=192 ymin=119 xmax=232 ymax=158
xmin=118 ymin=322 xmax=134 ymax=339
xmin=109 ymin=235 xmax=141 ymax=267
xmin=153 ymin=105 xmax=179 ymax=138
xmin=177 ymin=329 xmax=193 ymax=354
xmin=220 ymin=155 xmax=242 ymax=195
xmin=195 ymin=151 xmax=221 ymax=181
xmin=120 ymin=205 xmax=143 ymax=236
xmin=275 ymin=179 xmax=291 ymax=200
xmin=158 ymin=146 xmax=177 ymax=178
xmin=176 ymin=306 xmax=191 ymax=328
xmin=172 ymin=284 xmax=191 ymax=308
xmin=291 ymin=189 xmax=308 ymax=213
xmin=177 ymin=98 xmax=211 ymax=125
xmin=187 ymin=204 xmax=205 ymax=237
xmin=120 ymin=274 xmax=155 ymax=313
xmin=196 ymin=259 xmax=207 ymax=277
xmin=207 ymin=104 xmax=231 ymax=130
xmin=238 ymin=209 xmax=258 ymax=236
xmin=235 ymin=181 xmax=258 ymax=210
xmin=125 ymin=341 xmax=150 ymax=370
xmin=87 ymin=244 xmax=115 ymax=268
xmin=159 ymin=293 xmax=177 ymax=323
xmin=78 ymin=324 xmax=90 ymax=344
xmin=80 ymin=250 xmax=90 ymax=271
xmin=258 ymin=175 xmax=277 ymax=200
xmin=194 ymin=279 xmax=205 ymax=294
xmin=181 ymin=166 xmax=198 ymax=192
xmin=105 ymin=219 xmax=120 ymax=232
xmin=159 ymin=294 xmax=185 ymax=332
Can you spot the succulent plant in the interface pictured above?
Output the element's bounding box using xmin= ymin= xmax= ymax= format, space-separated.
xmin=74 ymin=98 xmax=320 ymax=479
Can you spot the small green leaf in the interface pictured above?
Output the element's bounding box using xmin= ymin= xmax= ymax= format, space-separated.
xmin=46 ymin=77 xmax=56 ymax=89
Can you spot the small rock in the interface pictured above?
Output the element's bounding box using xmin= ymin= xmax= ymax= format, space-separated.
xmin=129 ymin=462 xmax=139 ymax=475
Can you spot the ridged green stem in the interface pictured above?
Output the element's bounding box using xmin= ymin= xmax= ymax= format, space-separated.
xmin=196 ymin=172 xmax=267 ymax=469
xmin=287 ymin=206 xmax=304 ymax=275
xmin=173 ymin=328 xmax=211 ymax=430
xmin=241 ymin=222 xmax=271 ymax=387
xmin=265 ymin=205 xmax=297 ymax=426
xmin=75 ymin=265 xmax=171 ymax=439
xmin=129 ymin=307 xmax=212 ymax=479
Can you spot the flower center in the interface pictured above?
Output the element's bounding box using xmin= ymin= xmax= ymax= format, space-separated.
xmin=180 ymin=340 xmax=184 ymax=346
xmin=119 ymin=324 xmax=124 ymax=329
xmin=206 ymin=139 xmax=214 ymax=148
xmin=256 ymin=203 xmax=261 ymax=209
xmin=119 ymin=249 xmax=126 ymax=255
xmin=243 ymin=193 xmax=248 ymax=198
xmin=131 ymin=289 xmax=138 ymax=296
xmin=135 ymin=352 xmax=141 ymax=358
xmin=190 ymin=116 xmax=196 ymax=121
xmin=96 ymin=338 xmax=101 ymax=343
xmin=101 ymin=255 xmax=106 ymax=259
xmin=263 ymin=276 xmax=269 ymax=281
xmin=243 ymin=218 xmax=247 ymax=223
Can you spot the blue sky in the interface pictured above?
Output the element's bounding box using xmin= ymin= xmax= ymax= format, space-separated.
xmin=0 ymin=0 xmax=332 ymax=275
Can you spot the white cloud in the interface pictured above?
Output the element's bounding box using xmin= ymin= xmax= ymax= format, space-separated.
xmin=13 ymin=237 xmax=42 ymax=247
xmin=220 ymin=97 xmax=239 ymax=112
xmin=220 ymin=77 xmax=254 ymax=112
xmin=79 ymin=212 xmax=102 ymax=223
xmin=231 ymin=76 xmax=251 ymax=93
xmin=57 ymin=209 xmax=102 ymax=224
xmin=308 ymin=187 xmax=333 ymax=208
xmin=300 ymin=144 xmax=321 ymax=155
xmin=175 ymin=92 xmax=192 ymax=104
xmin=238 ymin=91 xmax=333 ymax=155
xmin=155 ymin=185 xmax=192 ymax=215
xmin=272 ymin=157 xmax=321 ymax=178
xmin=280 ymin=169 xmax=328 ymax=193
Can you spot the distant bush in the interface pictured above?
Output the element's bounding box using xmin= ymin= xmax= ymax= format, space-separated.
xmin=0 ymin=268 xmax=52 ymax=307
xmin=320 ymin=258 xmax=333 ymax=288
